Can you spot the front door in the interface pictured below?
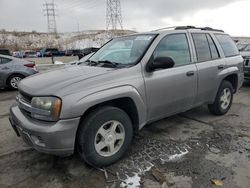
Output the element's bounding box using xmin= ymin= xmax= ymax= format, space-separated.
xmin=144 ymin=33 xmax=197 ymax=121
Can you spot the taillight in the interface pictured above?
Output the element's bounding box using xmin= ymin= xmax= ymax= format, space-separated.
xmin=24 ymin=63 xmax=35 ymax=68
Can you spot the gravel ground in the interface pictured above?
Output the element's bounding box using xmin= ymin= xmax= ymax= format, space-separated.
xmin=0 ymin=71 xmax=249 ymax=188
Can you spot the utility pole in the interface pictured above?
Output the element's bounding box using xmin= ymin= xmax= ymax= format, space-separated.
xmin=106 ymin=0 xmax=123 ymax=31
xmin=43 ymin=0 xmax=58 ymax=34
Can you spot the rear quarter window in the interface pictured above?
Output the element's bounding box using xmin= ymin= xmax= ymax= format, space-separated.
xmin=0 ymin=57 xmax=11 ymax=64
xmin=215 ymin=34 xmax=239 ymax=57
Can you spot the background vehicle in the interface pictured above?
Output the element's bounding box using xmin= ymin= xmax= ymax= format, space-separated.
xmin=24 ymin=50 xmax=37 ymax=58
xmin=40 ymin=48 xmax=65 ymax=57
xmin=13 ymin=51 xmax=23 ymax=58
xmin=65 ymin=49 xmax=81 ymax=56
xmin=69 ymin=52 xmax=94 ymax=65
xmin=239 ymin=43 xmax=250 ymax=82
xmin=237 ymin=43 xmax=249 ymax=51
xmin=0 ymin=54 xmax=37 ymax=89
xmin=77 ymin=47 xmax=99 ymax=59
xmin=0 ymin=48 xmax=11 ymax=56
xmin=10 ymin=26 xmax=243 ymax=167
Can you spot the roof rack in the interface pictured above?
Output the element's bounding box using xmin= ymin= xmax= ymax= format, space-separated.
xmin=153 ymin=26 xmax=224 ymax=33
xmin=175 ymin=26 xmax=224 ymax=32
xmin=152 ymin=26 xmax=178 ymax=32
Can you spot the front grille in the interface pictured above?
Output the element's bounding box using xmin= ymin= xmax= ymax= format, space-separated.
xmin=244 ymin=58 xmax=250 ymax=67
xmin=19 ymin=91 xmax=32 ymax=103
xmin=18 ymin=91 xmax=33 ymax=118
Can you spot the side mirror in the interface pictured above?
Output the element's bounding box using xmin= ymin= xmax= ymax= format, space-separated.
xmin=147 ymin=56 xmax=175 ymax=71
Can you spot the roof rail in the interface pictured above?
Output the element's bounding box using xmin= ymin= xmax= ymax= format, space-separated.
xmin=152 ymin=26 xmax=224 ymax=33
xmin=175 ymin=26 xmax=224 ymax=32
xmin=175 ymin=26 xmax=196 ymax=30
xmin=152 ymin=26 xmax=178 ymax=32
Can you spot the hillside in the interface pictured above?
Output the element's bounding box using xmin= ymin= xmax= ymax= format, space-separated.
xmin=0 ymin=30 xmax=135 ymax=51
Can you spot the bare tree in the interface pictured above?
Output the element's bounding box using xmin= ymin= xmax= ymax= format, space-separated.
xmin=0 ymin=29 xmax=8 ymax=48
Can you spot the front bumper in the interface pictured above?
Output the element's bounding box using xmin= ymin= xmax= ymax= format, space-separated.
xmin=9 ymin=105 xmax=80 ymax=156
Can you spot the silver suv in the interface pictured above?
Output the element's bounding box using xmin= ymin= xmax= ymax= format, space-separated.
xmin=9 ymin=26 xmax=244 ymax=167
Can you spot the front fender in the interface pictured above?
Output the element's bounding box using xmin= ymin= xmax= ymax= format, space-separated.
xmin=62 ymin=85 xmax=147 ymax=129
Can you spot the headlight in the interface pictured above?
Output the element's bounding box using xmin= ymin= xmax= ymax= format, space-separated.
xmin=31 ymin=97 xmax=62 ymax=121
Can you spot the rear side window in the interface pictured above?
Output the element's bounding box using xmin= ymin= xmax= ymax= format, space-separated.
xmin=215 ymin=34 xmax=239 ymax=57
xmin=192 ymin=34 xmax=211 ymax=62
xmin=206 ymin=34 xmax=220 ymax=59
xmin=0 ymin=57 xmax=11 ymax=64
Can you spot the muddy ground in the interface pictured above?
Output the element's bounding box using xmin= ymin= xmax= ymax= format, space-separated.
xmin=0 ymin=80 xmax=249 ymax=187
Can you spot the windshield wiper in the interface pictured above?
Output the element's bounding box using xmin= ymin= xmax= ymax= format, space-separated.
xmin=97 ymin=60 xmax=120 ymax=68
xmin=85 ymin=60 xmax=98 ymax=66
xmin=86 ymin=59 xmax=122 ymax=68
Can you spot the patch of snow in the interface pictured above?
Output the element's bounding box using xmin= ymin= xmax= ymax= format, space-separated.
xmin=54 ymin=61 xmax=64 ymax=65
xmin=168 ymin=148 xmax=189 ymax=161
xmin=120 ymin=162 xmax=154 ymax=188
xmin=120 ymin=173 xmax=141 ymax=188
xmin=160 ymin=148 xmax=189 ymax=163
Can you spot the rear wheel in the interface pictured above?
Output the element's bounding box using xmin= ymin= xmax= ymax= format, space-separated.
xmin=77 ymin=106 xmax=133 ymax=167
xmin=208 ymin=80 xmax=233 ymax=115
xmin=7 ymin=74 xmax=24 ymax=90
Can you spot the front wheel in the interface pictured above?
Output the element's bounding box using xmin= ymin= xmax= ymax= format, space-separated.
xmin=208 ymin=80 xmax=233 ymax=115
xmin=77 ymin=106 xmax=133 ymax=167
xmin=7 ymin=74 xmax=24 ymax=90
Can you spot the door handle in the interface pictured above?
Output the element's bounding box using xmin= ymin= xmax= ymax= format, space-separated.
xmin=218 ymin=65 xmax=224 ymax=69
xmin=186 ymin=71 xmax=195 ymax=76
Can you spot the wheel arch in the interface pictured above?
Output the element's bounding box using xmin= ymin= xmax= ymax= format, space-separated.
xmin=6 ymin=73 xmax=26 ymax=85
xmin=223 ymin=74 xmax=238 ymax=93
xmin=79 ymin=97 xmax=140 ymax=132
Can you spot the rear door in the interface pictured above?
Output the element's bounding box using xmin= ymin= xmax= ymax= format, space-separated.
xmin=0 ymin=57 xmax=12 ymax=87
xmin=190 ymin=32 xmax=225 ymax=105
xmin=144 ymin=33 xmax=198 ymax=121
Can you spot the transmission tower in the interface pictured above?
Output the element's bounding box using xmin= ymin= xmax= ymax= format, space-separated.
xmin=43 ymin=0 xmax=58 ymax=33
xmin=106 ymin=0 xmax=123 ymax=31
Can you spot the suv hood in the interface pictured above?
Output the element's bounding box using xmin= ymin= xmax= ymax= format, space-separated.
xmin=240 ymin=51 xmax=250 ymax=58
xmin=19 ymin=65 xmax=114 ymax=96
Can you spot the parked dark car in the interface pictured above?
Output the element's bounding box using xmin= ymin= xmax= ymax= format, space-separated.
xmin=77 ymin=47 xmax=99 ymax=59
xmin=65 ymin=49 xmax=82 ymax=56
xmin=0 ymin=48 xmax=11 ymax=56
xmin=40 ymin=48 xmax=65 ymax=57
xmin=239 ymin=43 xmax=250 ymax=82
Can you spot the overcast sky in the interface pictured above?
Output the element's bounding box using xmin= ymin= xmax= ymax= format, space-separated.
xmin=0 ymin=0 xmax=249 ymax=36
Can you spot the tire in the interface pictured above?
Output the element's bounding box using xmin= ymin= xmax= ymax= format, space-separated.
xmin=77 ymin=106 xmax=133 ymax=167
xmin=7 ymin=74 xmax=25 ymax=90
xmin=208 ymin=80 xmax=234 ymax=115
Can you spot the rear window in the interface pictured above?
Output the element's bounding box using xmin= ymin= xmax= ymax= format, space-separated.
xmin=0 ymin=57 xmax=11 ymax=64
xmin=215 ymin=34 xmax=239 ymax=57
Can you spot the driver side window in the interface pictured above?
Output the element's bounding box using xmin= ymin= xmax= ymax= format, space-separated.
xmin=153 ymin=34 xmax=191 ymax=67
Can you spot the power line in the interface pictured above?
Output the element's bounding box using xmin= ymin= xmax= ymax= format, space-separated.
xmin=43 ymin=0 xmax=58 ymax=33
xmin=106 ymin=0 xmax=123 ymax=31
xmin=59 ymin=0 xmax=100 ymax=11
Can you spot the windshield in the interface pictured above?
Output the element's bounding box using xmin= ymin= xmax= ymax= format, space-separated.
xmin=243 ymin=44 xmax=250 ymax=51
xmin=88 ymin=34 xmax=156 ymax=67
xmin=79 ymin=52 xmax=94 ymax=63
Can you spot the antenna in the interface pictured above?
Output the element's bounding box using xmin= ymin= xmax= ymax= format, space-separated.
xmin=106 ymin=0 xmax=123 ymax=31
xmin=43 ymin=0 xmax=58 ymax=34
